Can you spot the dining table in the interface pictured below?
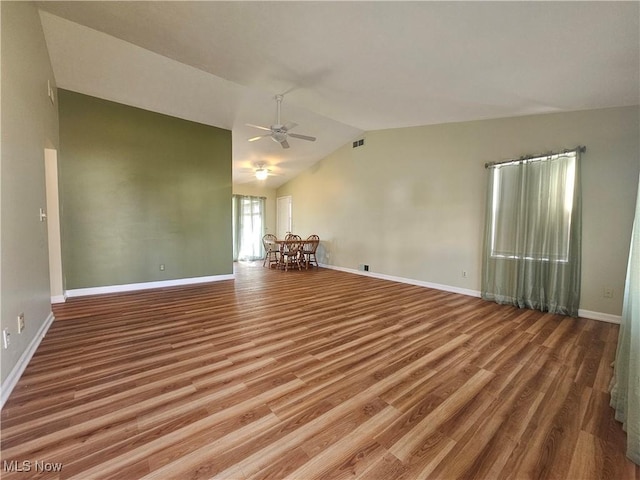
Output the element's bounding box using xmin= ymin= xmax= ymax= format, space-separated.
xmin=264 ymin=237 xmax=319 ymax=271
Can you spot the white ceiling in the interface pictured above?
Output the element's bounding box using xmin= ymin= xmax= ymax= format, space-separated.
xmin=37 ymin=1 xmax=640 ymax=188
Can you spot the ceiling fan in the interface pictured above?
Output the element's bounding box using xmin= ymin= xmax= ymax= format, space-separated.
xmin=254 ymin=164 xmax=271 ymax=180
xmin=238 ymin=162 xmax=279 ymax=181
xmin=247 ymin=94 xmax=317 ymax=149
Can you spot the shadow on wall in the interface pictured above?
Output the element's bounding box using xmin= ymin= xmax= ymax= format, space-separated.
xmin=317 ymin=241 xmax=331 ymax=265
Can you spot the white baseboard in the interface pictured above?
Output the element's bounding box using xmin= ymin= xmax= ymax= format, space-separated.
xmin=319 ymin=263 xmax=481 ymax=298
xmin=51 ymin=294 xmax=67 ymax=304
xmin=577 ymin=309 xmax=621 ymax=324
xmin=65 ymin=274 xmax=235 ymax=298
xmin=1 ymin=312 xmax=55 ymax=410
xmin=319 ymin=263 xmax=621 ymax=324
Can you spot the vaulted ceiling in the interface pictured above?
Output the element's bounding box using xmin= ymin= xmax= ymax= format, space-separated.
xmin=37 ymin=1 xmax=640 ymax=188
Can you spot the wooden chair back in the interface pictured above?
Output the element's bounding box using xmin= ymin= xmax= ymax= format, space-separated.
xmin=304 ymin=235 xmax=320 ymax=254
xmin=262 ymin=233 xmax=277 ymax=250
xmin=282 ymin=235 xmax=302 ymax=271
xmin=262 ymin=233 xmax=279 ymax=268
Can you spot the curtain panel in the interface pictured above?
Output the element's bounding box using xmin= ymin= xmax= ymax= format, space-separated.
xmin=232 ymin=195 xmax=266 ymax=261
xmin=610 ymin=173 xmax=640 ymax=465
xmin=481 ymin=150 xmax=582 ymax=316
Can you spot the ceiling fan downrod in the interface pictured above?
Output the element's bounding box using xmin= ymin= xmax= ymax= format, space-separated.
xmin=275 ymin=94 xmax=284 ymax=126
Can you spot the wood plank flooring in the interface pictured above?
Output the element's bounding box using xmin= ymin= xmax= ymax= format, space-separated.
xmin=1 ymin=262 xmax=638 ymax=479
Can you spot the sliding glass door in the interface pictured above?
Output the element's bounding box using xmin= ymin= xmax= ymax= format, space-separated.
xmin=232 ymin=195 xmax=266 ymax=261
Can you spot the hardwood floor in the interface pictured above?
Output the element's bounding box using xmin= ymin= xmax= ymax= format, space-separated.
xmin=1 ymin=263 xmax=638 ymax=479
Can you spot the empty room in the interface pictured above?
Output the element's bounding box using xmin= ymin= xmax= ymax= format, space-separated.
xmin=1 ymin=1 xmax=639 ymax=479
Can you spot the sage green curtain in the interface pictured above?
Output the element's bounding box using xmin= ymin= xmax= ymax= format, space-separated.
xmin=232 ymin=195 xmax=266 ymax=261
xmin=481 ymin=150 xmax=582 ymax=316
xmin=610 ymin=173 xmax=639 ymax=465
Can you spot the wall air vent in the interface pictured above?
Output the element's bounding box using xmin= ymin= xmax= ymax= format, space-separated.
xmin=352 ymin=138 xmax=365 ymax=149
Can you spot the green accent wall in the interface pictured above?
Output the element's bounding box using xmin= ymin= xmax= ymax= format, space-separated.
xmin=59 ymin=90 xmax=232 ymax=289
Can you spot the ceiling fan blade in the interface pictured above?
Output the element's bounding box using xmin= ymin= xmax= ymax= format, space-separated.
xmin=280 ymin=139 xmax=290 ymax=149
xmin=282 ymin=122 xmax=298 ymax=132
xmin=248 ymin=134 xmax=270 ymax=142
xmin=288 ymin=133 xmax=317 ymax=142
xmin=246 ymin=123 xmax=272 ymax=132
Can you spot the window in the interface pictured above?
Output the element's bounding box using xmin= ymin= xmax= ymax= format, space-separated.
xmin=489 ymin=151 xmax=577 ymax=263
xmin=481 ymin=148 xmax=582 ymax=316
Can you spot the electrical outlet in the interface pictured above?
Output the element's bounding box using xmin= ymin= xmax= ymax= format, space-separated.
xmin=604 ymin=287 xmax=614 ymax=299
xmin=462 ymin=270 xmax=468 ymax=278
xmin=159 ymin=264 xmax=165 ymax=271
xmin=17 ymin=313 xmax=25 ymax=333
xmin=2 ymin=329 xmax=10 ymax=349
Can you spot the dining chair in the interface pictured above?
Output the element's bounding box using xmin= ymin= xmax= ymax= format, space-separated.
xmin=280 ymin=234 xmax=303 ymax=271
xmin=302 ymin=235 xmax=320 ymax=269
xmin=262 ymin=233 xmax=279 ymax=268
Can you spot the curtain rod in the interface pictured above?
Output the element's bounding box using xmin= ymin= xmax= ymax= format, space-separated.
xmin=484 ymin=146 xmax=586 ymax=169
xmin=232 ymin=194 xmax=267 ymax=200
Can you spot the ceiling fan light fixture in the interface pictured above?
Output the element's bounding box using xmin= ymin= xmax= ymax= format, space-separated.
xmin=255 ymin=167 xmax=269 ymax=181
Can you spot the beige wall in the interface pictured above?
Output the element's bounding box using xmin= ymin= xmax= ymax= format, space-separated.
xmin=232 ymin=184 xmax=277 ymax=237
xmin=1 ymin=2 xmax=59 ymax=388
xmin=277 ymin=106 xmax=639 ymax=317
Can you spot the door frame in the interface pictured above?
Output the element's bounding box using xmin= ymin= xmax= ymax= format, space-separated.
xmin=276 ymin=195 xmax=292 ymax=238
xmin=44 ymin=148 xmax=64 ymax=303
